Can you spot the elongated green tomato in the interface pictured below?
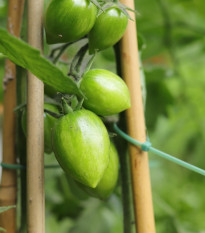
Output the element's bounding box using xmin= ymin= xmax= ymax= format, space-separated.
xmin=88 ymin=6 xmax=128 ymax=53
xmin=79 ymin=142 xmax=119 ymax=199
xmin=21 ymin=103 xmax=59 ymax=154
xmin=52 ymin=109 xmax=110 ymax=188
xmin=79 ymin=69 xmax=131 ymax=116
xmin=44 ymin=0 xmax=97 ymax=44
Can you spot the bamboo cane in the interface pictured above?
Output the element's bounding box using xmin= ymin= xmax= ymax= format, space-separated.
xmin=27 ymin=1 xmax=45 ymax=233
xmin=119 ymin=0 xmax=156 ymax=232
xmin=0 ymin=1 xmax=25 ymax=232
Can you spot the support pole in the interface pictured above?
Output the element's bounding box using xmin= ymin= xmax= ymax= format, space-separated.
xmin=27 ymin=1 xmax=45 ymax=233
xmin=0 ymin=1 xmax=25 ymax=232
xmin=119 ymin=0 xmax=156 ymax=232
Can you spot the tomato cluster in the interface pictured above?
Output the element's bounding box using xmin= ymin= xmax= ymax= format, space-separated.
xmin=23 ymin=0 xmax=132 ymax=199
xmin=44 ymin=0 xmax=129 ymax=52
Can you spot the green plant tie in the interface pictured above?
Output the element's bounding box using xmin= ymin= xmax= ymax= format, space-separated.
xmin=0 ymin=163 xmax=26 ymax=170
xmin=0 ymin=162 xmax=60 ymax=170
xmin=113 ymin=123 xmax=205 ymax=177
xmin=2 ymin=124 xmax=205 ymax=176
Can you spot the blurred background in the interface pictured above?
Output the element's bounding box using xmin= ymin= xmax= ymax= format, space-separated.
xmin=1 ymin=0 xmax=205 ymax=232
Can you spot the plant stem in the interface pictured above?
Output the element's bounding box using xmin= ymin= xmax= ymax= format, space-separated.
xmin=75 ymin=44 xmax=89 ymax=73
xmin=16 ymin=66 xmax=27 ymax=233
xmin=53 ymin=42 xmax=73 ymax=64
xmin=82 ymin=53 xmax=96 ymax=75
xmin=119 ymin=142 xmax=136 ymax=233
xmin=69 ymin=43 xmax=88 ymax=77
xmin=44 ymin=109 xmax=63 ymax=119
xmin=49 ymin=36 xmax=87 ymax=61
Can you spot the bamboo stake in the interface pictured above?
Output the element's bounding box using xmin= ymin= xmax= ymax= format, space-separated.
xmin=119 ymin=0 xmax=156 ymax=232
xmin=27 ymin=1 xmax=45 ymax=233
xmin=0 ymin=1 xmax=25 ymax=232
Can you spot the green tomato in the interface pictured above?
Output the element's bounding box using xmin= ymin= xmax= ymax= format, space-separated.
xmin=44 ymin=0 xmax=97 ymax=44
xmin=52 ymin=109 xmax=110 ymax=188
xmin=21 ymin=103 xmax=59 ymax=154
xmin=88 ymin=6 xmax=128 ymax=53
xmin=79 ymin=69 xmax=131 ymax=116
xmin=79 ymin=142 xmax=119 ymax=199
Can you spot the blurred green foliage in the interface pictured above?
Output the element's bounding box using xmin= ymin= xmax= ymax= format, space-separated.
xmin=1 ymin=0 xmax=205 ymax=232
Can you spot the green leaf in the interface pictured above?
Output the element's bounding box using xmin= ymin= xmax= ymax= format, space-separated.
xmin=0 ymin=227 xmax=6 ymax=232
xmin=0 ymin=205 xmax=16 ymax=214
xmin=0 ymin=27 xmax=80 ymax=96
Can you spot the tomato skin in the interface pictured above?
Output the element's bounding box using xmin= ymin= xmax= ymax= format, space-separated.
xmin=52 ymin=109 xmax=110 ymax=188
xmin=44 ymin=0 xmax=97 ymax=44
xmin=79 ymin=142 xmax=119 ymax=199
xmin=79 ymin=69 xmax=131 ymax=116
xmin=22 ymin=103 xmax=59 ymax=154
xmin=88 ymin=6 xmax=128 ymax=53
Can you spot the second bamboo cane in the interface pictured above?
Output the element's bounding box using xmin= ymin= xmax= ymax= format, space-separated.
xmin=119 ymin=0 xmax=156 ymax=232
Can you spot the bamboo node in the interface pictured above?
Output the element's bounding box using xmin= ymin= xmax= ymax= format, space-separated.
xmin=3 ymin=62 xmax=15 ymax=89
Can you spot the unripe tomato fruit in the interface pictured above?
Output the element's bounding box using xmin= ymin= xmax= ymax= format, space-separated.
xmin=52 ymin=109 xmax=110 ymax=188
xmin=79 ymin=142 xmax=119 ymax=199
xmin=44 ymin=0 xmax=97 ymax=44
xmin=22 ymin=103 xmax=59 ymax=154
xmin=79 ymin=69 xmax=131 ymax=116
xmin=88 ymin=6 xmax=128 ymax=53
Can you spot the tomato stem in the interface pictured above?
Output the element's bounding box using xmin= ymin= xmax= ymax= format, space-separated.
xmin=69 ymin=43 xmax=88 ymax=78
xmin=49 ymin=42 xmax=72 ymax=62
xmin=82 ymin=53 xmax=96 ymax=75
xmin=44 ymin=109 xmax=63 ymax=118
xmin=49 ymin=37 xmax=87 ymax=64
xmin=74 ymin=97 xmax=84 ymax=111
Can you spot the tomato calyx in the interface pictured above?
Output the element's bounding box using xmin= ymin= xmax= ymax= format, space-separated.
xmin=60 ymin=95 xmax=85 ymax=116
xmin=62 ymin=98 xmax=73 ymax=115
